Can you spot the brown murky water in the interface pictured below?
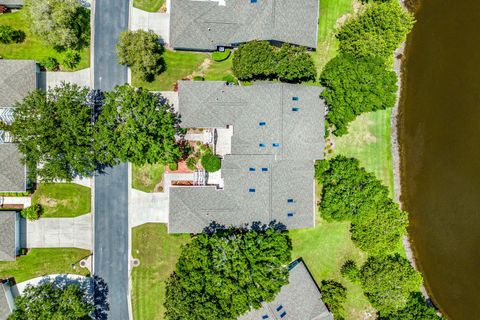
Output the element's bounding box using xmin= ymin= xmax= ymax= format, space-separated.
xmin=399 ymin=0 xmax=480 ymax=319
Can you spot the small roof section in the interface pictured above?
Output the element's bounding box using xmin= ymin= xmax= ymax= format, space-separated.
xmin=0 ymin=144 xmax=26 ymax=192
xmin=0 ymin=211 xmax=17 ymax=261
xmin=170 ymin=0 xmax=319 ymax=51
xmin=238 ymin=259 xmax=333 ymax=320
xmin=0 ymin=60 xmax=37 ymax=109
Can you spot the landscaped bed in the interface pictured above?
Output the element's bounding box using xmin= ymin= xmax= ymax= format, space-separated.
xmin=133 ymin=0 xmax=165 ymax=12
xmin=0 ymin=10 xmax=90 ymax=71
xmin=131 ymin=223 xmax=190 ymax=320
xmin=132 ymin=163 xmax=166 ymax=193
xmin=0 ymin=248 xmax=90 ymax=283
xmin=32 ymin=183 xmax=91 ymax=218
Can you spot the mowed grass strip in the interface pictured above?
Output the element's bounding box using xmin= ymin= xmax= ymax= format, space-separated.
xmin=32 ymin=183 xmax=91 ymax=218
xmin=0 ymin=248 xmax=91 ymax=283
xmin=131 ymin=224 xmax=190 ymax=320
xmin=132 ymin=163 xmax=165 ymax=193
xmin=133 ymin=0 xmax=165 ymax=12
xmin=0 ymin=11 xmax=90 ymax=70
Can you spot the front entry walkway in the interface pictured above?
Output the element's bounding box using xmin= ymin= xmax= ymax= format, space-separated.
xmin=25 ymin=214 xmax=92 ymax=250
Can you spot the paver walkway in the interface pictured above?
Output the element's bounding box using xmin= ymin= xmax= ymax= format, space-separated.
xmin=25 ymin=214 xmax=92 ymax=250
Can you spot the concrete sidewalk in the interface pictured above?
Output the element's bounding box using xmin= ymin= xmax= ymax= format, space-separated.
xmin=25 ymin=214 xmax=92 ymax=250
xmin=130 ymin=189 xmax=169 ymax=227
xmin=38 ymin=68 xmax=91 ymax=90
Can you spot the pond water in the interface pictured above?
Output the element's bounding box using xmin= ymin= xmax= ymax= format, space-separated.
xmin=399 ymin=0 xmax=480 ymax=318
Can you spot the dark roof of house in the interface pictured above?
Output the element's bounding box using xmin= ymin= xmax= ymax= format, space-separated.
xmin=170 ymin=0 xmax=319 ymax=51
xmin=0 ymin=60 xmax=36 ymax=109
xmin=169 ymin=81 xmax=325 ymax=233
xmin=0 ymin=212 xmax=17 ymax=261
xmin=0 ymin=0 xmax=24 ymax=7
xmin=238 ymin=259 xmax=333 ymax=320
xmin=0 ymin=144 xmax=26 ymax=192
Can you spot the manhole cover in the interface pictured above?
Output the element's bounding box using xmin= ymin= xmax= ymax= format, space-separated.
xmin=132 ymin=259 xmax=140 ymax=267
xmin=79 ymin=260 xmax=87 ymax=268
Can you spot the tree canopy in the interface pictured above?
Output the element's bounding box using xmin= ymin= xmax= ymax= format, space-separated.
xmin=232 ymin=41 xmax=316 ymax=83
xmin=379 ymin=292 xmax=442 ymax=320
xmin=9 ymin=83 xmax=96 ymax=181
xmin=8 ymin=282 xmax=94 ymax=320
xmin=25 ymin=0 xmax=90 ymax=50
xmin=337 ymin=0 xmax=415 ymax=59
xmin=320 ymin=280 xmax=347 ymax=319
xmin=116 ymin=30 xmax=165 ymax=81
xmin=94 ymin=85 xmax=183 ymax=166
xmin=164 ymin=223 xmax=292 ymax=320
xmin=316 ymin=156 xmax=408 ymax=255
xmin=359 ymin=254 xmax=423 ymax=315
xmin=320 ymin=54 xmax=397 ymax=136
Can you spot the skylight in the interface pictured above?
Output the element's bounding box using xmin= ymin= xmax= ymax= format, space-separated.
xmin=272 ymin=143 xmax=280 ymax=148
xmin=259 ymin=143 xmax=266 ymax=148
xmin=249 ymin=188 xmax=256 ymax=193
xmin=259 ymin=121 xmax=266 ymax=126
xmin=261 ymin=167 xmax=268 ymax=172
xmin=287 ymin=212 xmax=295 ymax=217
xmin=249 ymin=167 xmax=256 ymax=172
xmin=292 ymin=107 xmax=299 ymax=112
xmin=292 ymin=96 xmax=299 ymax=101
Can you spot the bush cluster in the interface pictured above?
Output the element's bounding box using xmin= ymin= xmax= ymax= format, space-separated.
xmin=0 ymin=25 xmax=24 ymax=44
xmin=320 ymin=280 xmax=347 ymax=319
xmin=62 ymin=50 xmax=81 ymax=69
xmin=200 ymin=150 xmax=221 ymax=172
xmin=317 ymin=156 xmax=408 ymax=255
xmin=40 ymin=57 xmax=60 ymax=71
xmin=232 ymin=41 xmax=316 ymax=83
xmin=20 ymin=204 xmax=42 ymax=221
xmin=211 ymin=49 xmax=231 ymax=62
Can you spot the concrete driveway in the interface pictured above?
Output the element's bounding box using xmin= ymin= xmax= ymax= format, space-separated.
xmin=130 ymin=189 xmax=169 ymax=227
xmin=37 ymin=68 xmax=91 ymax=90
xmin=25 ymin=214 xmax=92 ymax=250
xmin=131 ymin=7 xmax=170 ymax=44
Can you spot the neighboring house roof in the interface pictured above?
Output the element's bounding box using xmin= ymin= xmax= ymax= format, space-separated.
xmin=0 ymin=0 xmax=23 ymax=7
xmin=169 ymin=81 xmax=325 ymax=233
xmin=238 ymin=259 xmax=333 ymax=320
xmin=0 ymin=60 xmax=36 ymax=109
xmin=0 ymin=144 xmax=26 ymax=192
xmin=0 ymin=212 xmax=17 ymax=261
xmin=0 ymin=281 xmax=15 ymax=320
xmin=170 ymin=0 xmax=319 ymax=51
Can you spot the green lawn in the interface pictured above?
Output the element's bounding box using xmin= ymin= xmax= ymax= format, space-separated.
xmin=0 ymin=11 xmax=90 ymax=71
xmin=132 ymin=50 xmax=207 ymax=91
xmin=32 ymin=183 xmax=91 ymax=218
xmin=0 ymin=248 xmax=91 ymax=283
xmin=204 ymin=54 xmax=235 ymax=81
xmin=131 ymin=224 xmax=190 ymax=320
xmin=132 ymin=163 xmax=166 ymax=193
xmin=133 ymin=0 xmax=165 ymax=12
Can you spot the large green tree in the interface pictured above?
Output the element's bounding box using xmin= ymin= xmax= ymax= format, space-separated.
xmin=360 ymin=254 xmax=422 ymax=315
xmin=164 ymin=223 xmax=292 ymax=320
xmin=276 ymin=44 xmax=316 ymax=83
xmin=117 ymin=30 xmax=165 ymax=81
xmin=337 ymin=0 xmax=414 ymax=59
xmin=320 ymin=280 xmax=347 ymax=319
xmin=379 ymin=292 xmax=442 ymax=319
xmin=94 ymin=85 xmax=183 ymax=166
xmin=25 ymin=0 xmax=90 ymax=50
xmin=232 ymin=40 xmax=276 ymax=81
xmin=320 ymin=54 xmax=397 ymax=136
xmin=8 ymin=282 xmax=94 ymax=320
xmin=9 ymin=83 xmax=96 ymax=181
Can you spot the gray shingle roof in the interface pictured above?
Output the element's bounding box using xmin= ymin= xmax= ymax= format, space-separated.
xmin=0 ymin=144 xmax=26 ymax=192
xmin=0 ymin=60 xmax=37 ymax=109
xmin=238 ymin=259 xmax=333 ymax=320
xmin=169 ymin=81 xmax=325 ymax=233
xmin=0 ymin=0 xmax=23 ymax=7
xmin=170 ymin=0 xmax=319 ymax=51
xmin=0 ymin=212 xmax=17 ymax=261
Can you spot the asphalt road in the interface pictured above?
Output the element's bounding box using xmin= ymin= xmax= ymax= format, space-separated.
xmin=93 ymin=0 xmax=129 ymax=319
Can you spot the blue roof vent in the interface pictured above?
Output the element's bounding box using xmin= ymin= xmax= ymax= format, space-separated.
xmin=249 ymin=188 xmax=256 ymax=193
xmin=262 ymin=316 xmax=269 ymax=320
xmin=292 ymin=107 xmax=299 ymax=112
xmin=272 ymin=143 xmax=280 ymax=148
xmin=276 ymin=305 xmax=283 ymax=312
xmin=259 ymin=143 xmax=265 ymax=148
xmin=280 ymin=311 xmax=287 ymax=318
xmin=259 ymin=121 xmax=266 ymax=126
xmin=292 ymin=96 xmax=299 ymax=101
xmin=251 ymin=0 xmax=257 ymax=3
xmin=287 ymin=198 xmax=294 ymax=203
xmin=249 ymin=167 xmax=256 ymax=172
xmin=287 ymin=212 xmax=295 ymax=217
xmin=261 ymin=167 xmax=268 ymax=172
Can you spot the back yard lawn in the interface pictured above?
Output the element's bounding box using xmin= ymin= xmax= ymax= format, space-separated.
xmin=133 ymin=0 xmax=165 ymax=12
xmin=32 ymin=183 xmax=91 ymax=218
xmin=131 ymin=223 xmax=190 ymax=320
xmin=132 ymin=163 xmax=165 ymax=193
xmin=0 ymin=11 xmax=90 ymax=70
xmin=0 ymin=248 xmax=90 ymax=283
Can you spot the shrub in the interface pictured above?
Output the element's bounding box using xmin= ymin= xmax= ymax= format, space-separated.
xmin=186 ymin=157 xmax=197 ymax=171
xmin=212 ymin=49 xmax=231 ymax=62
xmin=360 ymin=254 xmax=422 ymax=315
xmin=21 ymin=204 xmax=42 ymax=221
xmin=40 ymin=57 xmax=59 ymax=71
xmin=0 ymin=25 xmax=24 ymax=44
xmin=379 ymin=292 xmax=443 ymax=319
xmin=276 ymin=44 xmax=316 ymax=82
xmin=232 ymin=40 xmax=276 ymax=81
xmin=62 ymin=50 xmax=81 ymax=69
xmin=168 ymin=162 xmax=178 ymax=171
xmin=341 ymin=259 xmax=360 ymax=283
xmin=337 ymin=0 xmax=414 ymax=59
xmin=201 ymin=151 xmax=221 ymax=172
xmin=117 ymin=30 xmax=165 ymax=81
xmin=222 ymin=74 xmax=238 ymax=85
xmin=321 ymin=280 xmax=347 ymax=319
xmin=320 ymin=54 xmax=397 ymax=136
xmin=192 ymin=76 xmax=204 ymax=81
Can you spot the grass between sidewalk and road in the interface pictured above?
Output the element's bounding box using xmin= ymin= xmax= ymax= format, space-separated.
xmin=132 ymin=163 xmax=166 ymax=193
xmin=0 ymin=248 xmax=91 ymax=283
xmin=131 ymin=223 xmax=191 ymax=320
xmin=32 ymin=183 xmax=91 ymax=218
xmin=0 ymin=10 xmax=90 ymax=71
xmin=133 ymin=0 xmax=165 ymax=12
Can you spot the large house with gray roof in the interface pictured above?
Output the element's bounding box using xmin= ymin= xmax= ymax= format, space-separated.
xmin=0 ymin=211 xmax=20 ymax=261
xmin=168 ymin=81 xmax=325 ymax=233
xmin=238 ymin=259 xmax=333 ymax=320
xmin=169 ymin=0 xmax=319 ymax=51
xmin=0 ymin=60 xmax=37 ymax=192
